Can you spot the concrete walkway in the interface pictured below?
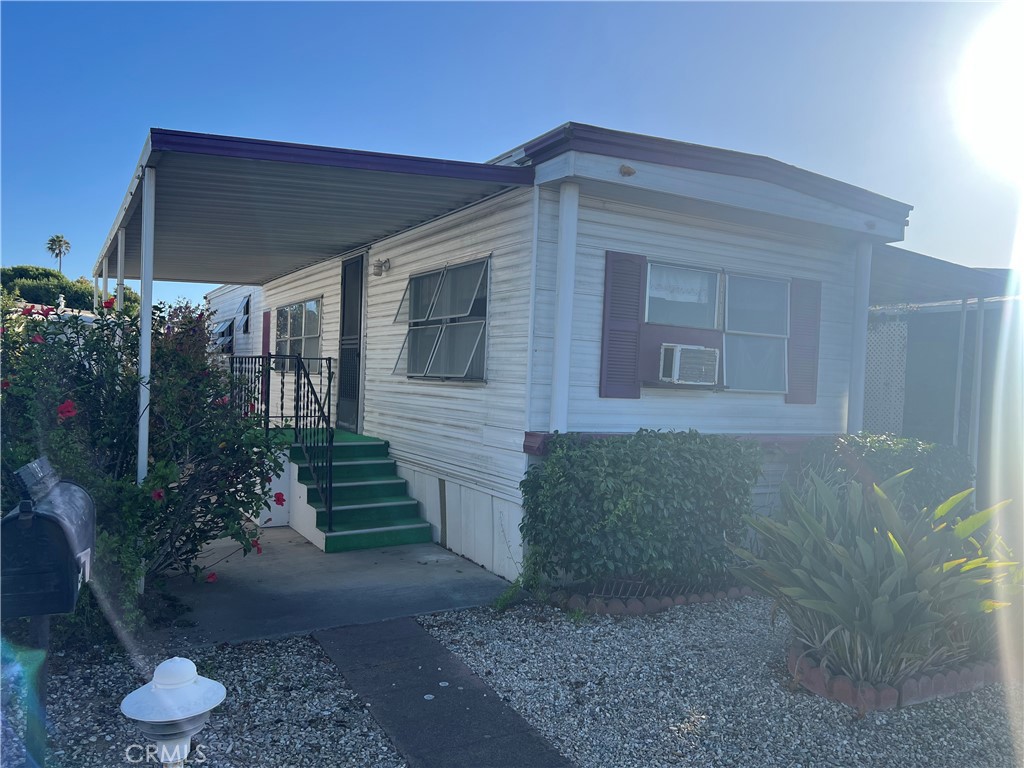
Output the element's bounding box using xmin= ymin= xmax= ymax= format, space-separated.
xmin=151 ymin=527 xmax=509 ymax=646
xmin=154 ymin=529 xmax=570 ymax=767
xmin=318 ymin=619 xmax=573 ymax=768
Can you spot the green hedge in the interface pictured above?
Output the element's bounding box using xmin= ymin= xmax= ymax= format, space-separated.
xmin=1 ymin=265 xmax=66 ymax=285
xmin=798 ymin=433 xmax=975 ymax=515
xmin=1 ymin=265 xmax=141 ymax=313
xmin=519 ymin=430 xmax=761 ymax=587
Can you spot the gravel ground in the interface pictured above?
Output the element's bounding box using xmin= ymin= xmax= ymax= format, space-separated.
xmin=420 ymin=597 xmax=1023 ymax=768
xmin=1 ymin=635 xmax=407 ymax=768
xmin=3 ymin=599 xmax=1020 ymax=768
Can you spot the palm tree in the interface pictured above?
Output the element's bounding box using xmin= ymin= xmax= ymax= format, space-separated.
xmin=46 ymin=234 xmax=71 ymax=274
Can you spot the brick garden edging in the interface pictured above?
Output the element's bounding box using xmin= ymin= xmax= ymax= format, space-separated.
xmin=549 ymin=586 xmax=755 ymax=616
xmin=787 ymin=642 xmax=1003 ymax=713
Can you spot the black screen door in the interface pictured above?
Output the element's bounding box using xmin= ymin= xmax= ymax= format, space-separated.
xmin=337 ymin=255 xmax=363 ymax=430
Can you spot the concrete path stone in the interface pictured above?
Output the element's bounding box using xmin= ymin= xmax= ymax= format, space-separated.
xmin=149 ymin=529 xmax=508 ymax=646
xmin=317 ymin=618 xmax=573 ymax=768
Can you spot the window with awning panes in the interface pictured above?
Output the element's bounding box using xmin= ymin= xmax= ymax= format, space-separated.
xmin=212 ymin=318 xmax=234 ymax=354
xmin=393 ymin=257 xmax=488 ymax=380
xmin=236 ymin=295 xmax=251 ymax=334
xmin=275 ymin=298 xmax=321 ymax=371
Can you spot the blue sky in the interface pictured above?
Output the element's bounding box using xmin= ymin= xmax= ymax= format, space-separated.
xmin=2 ymin=1 xmax=1019 ymax=305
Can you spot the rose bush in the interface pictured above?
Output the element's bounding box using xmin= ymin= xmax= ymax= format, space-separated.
xmin=0 ymin=295 xmax=285 ymax=635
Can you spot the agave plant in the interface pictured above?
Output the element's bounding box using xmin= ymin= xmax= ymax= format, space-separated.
xmin=731 ymin=472 xmax=1016 ymax=686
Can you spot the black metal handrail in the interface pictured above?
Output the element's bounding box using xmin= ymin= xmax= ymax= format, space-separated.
xmin=293 ymin=356 xmax=335 ymax=532
xmin=229 ymin=354 xmax=337 ymax=531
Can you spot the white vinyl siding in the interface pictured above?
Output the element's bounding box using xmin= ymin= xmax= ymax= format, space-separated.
xmin=205 ymin=284 xmax=265 ymax=358
xmin=261 ymin=259 xmax=343 ymax=418
xmin=362 ymin=189 xmax=535 ymax=500
xmin=531 ymin=193 xmax=856 ymax=435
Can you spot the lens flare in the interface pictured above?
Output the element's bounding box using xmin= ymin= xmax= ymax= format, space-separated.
xmin=952 ymin=3 xmax=1024 ymax=185
xmin=953 ymin=3 xmax=1023 ymax=755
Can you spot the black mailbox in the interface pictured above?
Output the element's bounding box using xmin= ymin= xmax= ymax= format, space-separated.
xmin=1 ymin=457 xmax=95 ymax=619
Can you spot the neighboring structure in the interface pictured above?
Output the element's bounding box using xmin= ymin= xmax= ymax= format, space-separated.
xmin=93 ymin=124 xmax=1010 ymax=580
xmin=866 ymin=280 xmax=1021 ymax=516
xmin=205 ymin=286 xmax=259 ymax=357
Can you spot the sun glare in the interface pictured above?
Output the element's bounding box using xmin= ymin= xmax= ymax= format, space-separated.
xmin=952 ymin=3 xmax=1024 ymax=187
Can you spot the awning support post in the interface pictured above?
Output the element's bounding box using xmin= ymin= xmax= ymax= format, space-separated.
xmin=847 ymin=241 xmax=872 ymax=434
xmin=116 ymin=228 xmax=126 ymax=311
xmin=101 ymin=255 xmax=109 ymax=302
xmin=92 ymin=276 xmax=99 ymax=311
xmin=137 ymin=166 xmax=156 ymax=485
xmin=968 ymin=298 xmax=986 ymax=468
xmin=550 ymin=181 xmax=580 ymax=433
xmin=953 ymin=298 xmax=968 ymax=446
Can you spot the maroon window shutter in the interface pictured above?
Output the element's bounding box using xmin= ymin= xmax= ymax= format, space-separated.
xmin=600 ymin=251 xmax=646 ymax=398
xmin=261 ymin=310 xmax=272 ymax=355
xmin=786 ymin=278 xmax=822 ymax=404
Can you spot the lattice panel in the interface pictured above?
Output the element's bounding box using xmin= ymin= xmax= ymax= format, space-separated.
xmin=864 ymin=317 xmax=907 ymax=435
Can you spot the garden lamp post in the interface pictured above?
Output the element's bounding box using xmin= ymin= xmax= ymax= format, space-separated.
xmin=120 ymin=657 xmax=225 ymax=768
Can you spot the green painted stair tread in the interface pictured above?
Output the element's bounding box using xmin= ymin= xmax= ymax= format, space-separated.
xmin=320 ymin=516 xmax=430 ymax=534
xmin=285 ymin=429 xmax=429 ymax=553
xmin=274 ymin=427 xmax=388 ymax=446
xmin=308 ymin=494 xmax=418 ymax=511
xmin=322 ymin=519 xmax=433 ymax=553
xmin=333 ymin=430 xmax=386 ymax=443
xmin=297 ymin=460 xmax=398 ymax=482
xmin=307 ymin=478 xmax=408 ymax=504
xmin=290 ymin=442 xmax=389 ymax=461
xmin=315 ymin=498 xmax=420 ymax=527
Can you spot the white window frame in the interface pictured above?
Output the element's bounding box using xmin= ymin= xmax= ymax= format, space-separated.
xmin=275 ymin=296 xmax=322 ymax=372
xmin=722 ymin=273 xmax=790 ymax=394
xmin=393 ymin=257 xmax=489 ymax=382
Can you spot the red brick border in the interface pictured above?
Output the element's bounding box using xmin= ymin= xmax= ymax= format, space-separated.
xmin=549 ymin=586 xmax=754 ymax=615
xmin=786 ymin=643 xmax=1003 ymax=714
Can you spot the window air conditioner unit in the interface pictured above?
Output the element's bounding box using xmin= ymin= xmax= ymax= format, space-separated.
xmin=659 ymin=344 xmax=719 ymax=386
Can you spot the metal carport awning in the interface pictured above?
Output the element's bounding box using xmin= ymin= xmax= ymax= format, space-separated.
xmin=869 ymin=245 xmax=1011 ymax=306
xmin=93 ymin=128 xmax=534 ymax=486
xmin=93 ymin=128 xmax=535 ymax=285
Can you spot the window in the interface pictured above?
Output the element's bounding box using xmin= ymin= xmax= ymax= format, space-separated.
xmin=236 ymin=295 xmax=251 ymax=334
xmin=724 ymin=275 xmax=789 ymax=393
xmin=212 ymin=318 xmax=233 ymax=354
xmin=646 ymin=264 xmax=719 ymax=329
xmin=643 ymin=264 xmax=788 ymax=393
xmin=602 ymin=251 xmax=816 ymax=400
xmin=275 ymin=298 xmax=321 ymax=371
xmin=393 ymin=258 xmax=488 ymax=380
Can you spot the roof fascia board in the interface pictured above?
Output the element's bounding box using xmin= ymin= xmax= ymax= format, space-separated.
xmin=534 ymin=151 xmax=905 ymax=242
xmin=522 ymin=123 xmax=912 ymax=223
xmin=149 ymin=129 xmax=535 ymax=186
xmin=873 ymin=244 xmax=1010 ymax=301
xmin=94 ymin=134 xmax=152 ymax=277
xmin=533 ymin=152 xmax=578 ymax=186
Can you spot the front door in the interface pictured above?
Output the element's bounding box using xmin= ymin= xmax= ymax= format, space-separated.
xmin=337 ymin=255 xmax=364 ymax=431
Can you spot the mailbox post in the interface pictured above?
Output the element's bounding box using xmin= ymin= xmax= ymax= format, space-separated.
xmin=1 ymin=457 xmax=96 ymax=768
